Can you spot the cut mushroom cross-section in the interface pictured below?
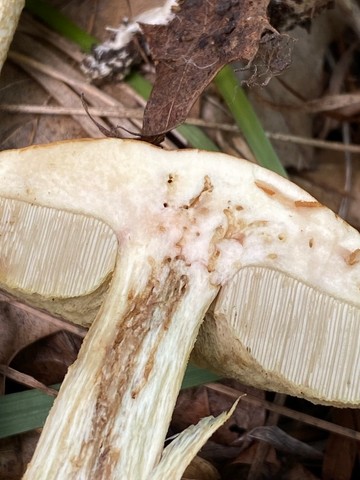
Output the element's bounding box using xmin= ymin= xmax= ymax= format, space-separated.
xmin=0 ymin=138 xmax=359 ymax=479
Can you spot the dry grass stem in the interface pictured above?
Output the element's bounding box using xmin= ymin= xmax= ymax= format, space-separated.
xmin=206 ymin=383 xmax=360 ymax=442
xmin=2 ymin=102 xmax=360 ymax=155
xmin=0 ymin=365 xmax=59 ymax=397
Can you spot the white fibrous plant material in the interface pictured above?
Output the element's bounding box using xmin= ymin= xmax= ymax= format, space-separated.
xmin=82 ymin=0 xmax=178 ymax=80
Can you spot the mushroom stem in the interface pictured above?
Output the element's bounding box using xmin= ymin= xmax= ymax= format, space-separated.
xmin=23 ymin=250 xmax=218 ymax=479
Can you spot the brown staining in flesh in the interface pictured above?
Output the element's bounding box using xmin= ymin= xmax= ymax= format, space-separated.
xmin=255 ymin=180 xmax=276 ymax=196
xmin=254 ymin=180 xmax=297 ymax=210
xmin=255 ymin=180 xmax=322 ymax=211
xmin=84 ymin=258 xmax=188 ymax=477
xmin=208 ymin=206 xmax=247 ymax=272
xmin=309 ymin=238 xmax=314 ymax=248
xmin=248 ymin=220 xmax=268 ymax=228
xmin=207 ymin=222 xmax=226 ymax=273
xmin=187 ymin=176 xmax=213 ymax=209
xmin=223 ymin=209 xmax=245 ymax=243
xmin=345 ymin=248 xmax=360 ymax=266
xmin=207 ymin=248 xmax=221 ymax=273
xmin=294 ymin=200 xmax=322 ymax=208
xmin=267 ymin=253 xmax=277 ymax=260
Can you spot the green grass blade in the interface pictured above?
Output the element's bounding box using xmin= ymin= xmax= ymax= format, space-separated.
xmin=181 ymin=363 xmax=221 ymax=389
xmin=0 ymin=365 xmax=221 ymax=439
xmin=0 ymin=385 xmax=60 ymax=439
xmin=25 ymin=0 xmax=96 ymax=53
xmin=214 ymin=65 xmax=288 ymax=177
xmin=176 ymin=124 xmax=219 ymax=151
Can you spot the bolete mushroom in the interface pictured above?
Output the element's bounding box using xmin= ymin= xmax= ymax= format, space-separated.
xmin=0 ymin=138 xmax=359 ymax=478
xmin=0 ymin=0 xmax=24 ymax=74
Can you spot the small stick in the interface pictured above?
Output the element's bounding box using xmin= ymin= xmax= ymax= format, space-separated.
xmin=206 ymin=383 xmax=360 ymax=442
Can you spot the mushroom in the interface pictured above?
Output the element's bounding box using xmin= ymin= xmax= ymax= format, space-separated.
xmin=0 ymin=0 xmax=24 ymax=74
xmin=0 ymin=138 xmax=359 ymax=478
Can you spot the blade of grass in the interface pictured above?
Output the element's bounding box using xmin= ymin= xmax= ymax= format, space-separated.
xmin=181 ymin=364 xmax=221 ymax=390
xmin=0 ymin=385 xmax=60 ymax=439
xmin=0 ymin=364 xmax=220 ymax=439
xmin=25 ymin=0 xmax=97 ymax=53
xmin=215 ymin=65 xmax=288 ymax=177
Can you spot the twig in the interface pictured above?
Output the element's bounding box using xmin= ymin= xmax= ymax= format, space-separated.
xmin=206 ymin=383 xmax=360 ymax=442
xmin=264 ymin=131 xmax=360 ymax=154
xmin=0 ymin=365 xmax=59 ymax=397
xmin=0 ymin=103 xmax=143 ymax=118
xmin=2 ymin=102 xmax=360 ymax=154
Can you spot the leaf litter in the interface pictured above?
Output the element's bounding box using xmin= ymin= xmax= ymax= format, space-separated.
xmin=141 ymin=0 xmax=290 ymax=138
xmin=0 ymin=0 xmax=360 ymax=478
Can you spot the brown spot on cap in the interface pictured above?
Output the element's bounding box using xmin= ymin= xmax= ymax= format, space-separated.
xmin=267 ymin=253 xmax=277 ymax=260
xmin=309 ymin=238 xmax=314 ymax=248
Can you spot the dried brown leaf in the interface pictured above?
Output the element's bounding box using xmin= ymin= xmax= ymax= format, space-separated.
xmin=247 ymin=425 xmax=323 ymax=459
xmin=282 ymin=463 xmax=320 ymax=480
xmin=0 ymin=302 xmax=62 ymax=393
xmin=172 ymin=380 xmax=265 ymax=448
xmin=141 ymin=0 xmax=287 ymax=137
xmin=322 ymin=409 xmax=360 ymax=480
xmin=182 ymin=455 xmax=220 ymax=480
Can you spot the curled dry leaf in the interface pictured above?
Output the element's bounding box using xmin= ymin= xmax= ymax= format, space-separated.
xmin=141 ymin=0 xmax=288 ymax=138
xmin=182 ymin=455 xmax=220 ymax=480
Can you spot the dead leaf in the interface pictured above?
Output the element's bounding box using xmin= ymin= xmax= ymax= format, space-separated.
xmin=247 ymin=425 xmax=323 ymax=459
xmin=0 ymin=302 xmax=63 ymax=394
xmin=141 ymin=0 xmax=288 ymax=138
xmin=322 ymin=409 xmax=360 ymax=480
xmin=172 ymin=380 xmax=265 ymax=448
xmin=222 ymin=442 xmax=280 ymax=479
xmin=182 ymin=455 xmax=220 ymax=480
xmin=0 ymin=431 xmax=40 ymax=479
xmin=282 ymin=463 xmax=320 ymax=480
xmin=9 ymin=331 xmax=81 ymax=389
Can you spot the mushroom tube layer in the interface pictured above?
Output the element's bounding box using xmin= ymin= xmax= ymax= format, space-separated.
xmin=0 ymin=138 xmax=359 ymax=479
